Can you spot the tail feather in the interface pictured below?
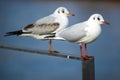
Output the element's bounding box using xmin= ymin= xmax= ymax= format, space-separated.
xmin=4 ymin=30 xmax=23 ymax=36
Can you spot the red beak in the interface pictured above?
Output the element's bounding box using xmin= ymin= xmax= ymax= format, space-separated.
xmin=102 ymin=21 xmax=110 ymax=25
xmin=67 ymin=13 xmax=75 ymax=16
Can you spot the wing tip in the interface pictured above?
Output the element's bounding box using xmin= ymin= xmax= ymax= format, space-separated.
xmin=4 ymin=30 xmax=23 ymax=36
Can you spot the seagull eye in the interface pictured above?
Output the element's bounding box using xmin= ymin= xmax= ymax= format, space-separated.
xmin=62 ymin=10 xmax=65 ymax=13
xmin=97 ymin=17 xmax=100 ymax=21
xmin=93 ymin=17 xmax=95 ymax=20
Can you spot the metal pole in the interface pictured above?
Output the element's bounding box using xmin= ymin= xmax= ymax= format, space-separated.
xmin=0 ymin=44 xmax=81 ymax=60
xmin=0 ymin=44 xmax=95 ymax=80
xmin=82 ymin=57 xmax=95 ymax=80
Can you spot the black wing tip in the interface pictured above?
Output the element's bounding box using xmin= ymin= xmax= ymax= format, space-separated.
xmin=4 ymin=30 xmax=23 ymax=36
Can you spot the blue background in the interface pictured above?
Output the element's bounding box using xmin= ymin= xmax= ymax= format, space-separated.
xmin=0 ymin=0 xmax=120 ymax=80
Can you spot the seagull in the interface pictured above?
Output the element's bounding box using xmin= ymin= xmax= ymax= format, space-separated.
xmin=56 ymin=13 xmax=109 ymax=59
xmin=4 ymin=7 xmax=74 ymax=53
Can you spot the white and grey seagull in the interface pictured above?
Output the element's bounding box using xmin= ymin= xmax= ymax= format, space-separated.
xmin=56 ymin=13 xmax=109 ymax=59
xmin=5 ymin=7 xmax=74 ymax=53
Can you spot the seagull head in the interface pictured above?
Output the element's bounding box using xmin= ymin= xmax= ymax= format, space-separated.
xmin=54 ymin=7 xmax=75 ymax=17
xmin=88 ymin=14 xmax=109 ymax=25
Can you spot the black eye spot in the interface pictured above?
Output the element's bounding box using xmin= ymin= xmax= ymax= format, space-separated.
xmin=97 ymin=17 xmax=100 ymax=21
xmin=62 ymin=9 xmax=65 ymax=13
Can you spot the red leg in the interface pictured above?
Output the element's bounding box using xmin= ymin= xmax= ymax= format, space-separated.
xmin=84 ymin=44 xmax=89 ymax=57
xmin=49 ymin=39 xmax=53 ymax=54
xmin=84 ymin=44 xmax=95 ymax=59
xmin=48 ymin=39 xmax=58 ymax=54
xmin=80 ymin=44 xmax=89 ymax=60
xmin=80 ymin=44 xmax=83 ymax=58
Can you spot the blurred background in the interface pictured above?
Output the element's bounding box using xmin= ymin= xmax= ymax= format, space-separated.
xmin=0 ymin=0 xmax=120 ymax=80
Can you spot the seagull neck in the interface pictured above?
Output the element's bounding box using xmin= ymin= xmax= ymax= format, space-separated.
xmin=52 ymin=13 xmax=68 ymax=33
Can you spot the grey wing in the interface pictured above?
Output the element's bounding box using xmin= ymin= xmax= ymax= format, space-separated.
xmin=35 ymin=15 xmax=56 ymax=24
xmin=22 ymin=15 xmax=60 ymax=35
xmin=33 ymin=23 xmax=59 ymax=35
xmin=59 ymin=23 xmax=87 ymax=42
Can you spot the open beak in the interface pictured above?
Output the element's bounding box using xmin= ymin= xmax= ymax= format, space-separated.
xmin=102 ymin=21 xmax=110 ymax=25
xmin=67 ymin=13 xmax=75 ymax=16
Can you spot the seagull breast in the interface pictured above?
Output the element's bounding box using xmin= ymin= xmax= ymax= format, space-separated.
xmin=79 ymin=24 xmax=102 ymax=44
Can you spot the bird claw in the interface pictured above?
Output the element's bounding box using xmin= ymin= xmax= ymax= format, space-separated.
xmin=81 ymin=55 xmax=94 ymax=60
xmin=81 ymin=56 xmax=89 ymax=60
xmin=49 ymin=50 xmax=59 ymax=54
